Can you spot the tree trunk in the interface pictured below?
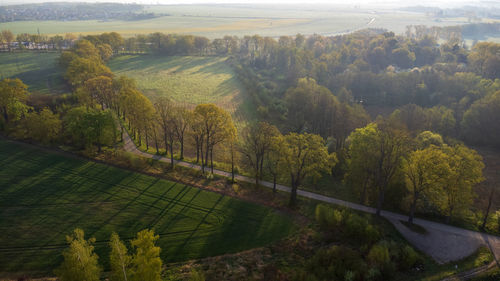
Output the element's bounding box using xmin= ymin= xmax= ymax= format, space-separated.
xmin=481 ymin=189 xmax=494 ymax=230
xmin=120 ymin=126 xmax=123 ymax=142
xmin=200 ymin=139 xmax=205 ymax=174
xmin=163 ymin=132 xmax=168 ymax=156
xmin=408 ymin=194 xmax=418 ymax=224
xmin=138 ymin=131 xmax=142 ymax=146
xmin=273 ymin=174 xmax=277 ymax=193
xmin=376 ymin=186 xmax=385 ymax=216
xmin=360 ymin=179 xmax=368 ymax=205
xmin=195 ymin=138 xmax=199 ymax=163
xmin=260 ymin=156 xmax=264 ymax=180
xmin=231 ymin=148 xmax=235 ymax=183
xmin=154 ymin=136 xmax=159 ymax=154
xmin=180 ymin=136 xmax=184 ymax=160
xmin=145 ymin=128 xmax=149 ymax=151
xmin=289 ymin=181 xmax=298 ymax=207
xmin=205 ymin=136 xmax=210 ymax=169
xmin=446 ymin=207 xmax=454 ymax=223
xmin=170 ymin=140 xmax=174 ymax=169
xmin=210 ymin=148 xmax=214 ymax=174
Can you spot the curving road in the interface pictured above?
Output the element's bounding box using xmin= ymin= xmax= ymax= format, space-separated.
xmin=122 ymin=129 xmax=500 ymax=265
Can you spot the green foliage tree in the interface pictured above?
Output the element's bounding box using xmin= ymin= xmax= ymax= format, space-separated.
xmin=130 ymin=229 xmax=162 ymax=281
xmin=64 ymin=107 xmax=116 ymax=151
xmin=240 ymin=122 xmax=280 ymax=188
xmin=109 ymin=232 xmax=131 ymax=281
xmin=266 ymin=134 xmax=285 ymax=193
xmin=462 ymin=91 xmax=500 ymax=147
xmin=79 ymin=75 xmax=114 ymax=108
xmin=153 ymin=96 xmax=176 ymax=167
xmin=279 ymin=133 xmax=336 ymax=206
xmin=403 ymin=146 xmax=450 ymax=223
xmin=193 ymin=104 xmax=236 ymax=174
xmin=439 ymin=144 xmax=484 ymax=222
xmin=65 ymin=57 xmax=112 ymax=87
xmin=55 ymin=228 xmax=101 ymax=281
xmin=346 ymin=122 xmax=410 ymax=215
xmin=23 ymin=108 xmax=62 ymax=144
xmin=0 ymin=78 xmax=30 ymax=128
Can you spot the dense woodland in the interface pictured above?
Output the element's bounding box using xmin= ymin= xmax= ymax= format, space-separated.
xmin=1 ymin=28 xmax=500 ymax=280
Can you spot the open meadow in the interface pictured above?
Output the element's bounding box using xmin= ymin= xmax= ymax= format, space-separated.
xmin=0 ymin=139 xmax=294 ymax=277
xmin=109 ymin=55 xmax=255 ymax=126
xmin=0 ymin=52 xmax=66 ymax=94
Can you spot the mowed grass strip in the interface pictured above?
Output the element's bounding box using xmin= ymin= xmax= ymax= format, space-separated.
xmin=0 ymin=52 xmax=66 ymax=94
xmin=108 ymin=54 xmax=256 ymax=127
xmin=0 ymin=140 xmax=294 ymax=276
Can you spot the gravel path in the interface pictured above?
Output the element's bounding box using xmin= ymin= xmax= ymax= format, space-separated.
xmin=123 ymin=129 xmax=500 ymax=264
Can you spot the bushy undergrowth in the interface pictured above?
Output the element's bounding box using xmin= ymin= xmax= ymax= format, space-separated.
xmin=301 ymin=204 xmax=423 ymax=281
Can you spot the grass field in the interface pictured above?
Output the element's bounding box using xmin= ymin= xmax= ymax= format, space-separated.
xmin=0 ymin=52 xmax=66 ymax=94
xmin=0 ymin=139 xmax=294 ymax=276
xmin=109 ymin=55 xmax=255 ymax=126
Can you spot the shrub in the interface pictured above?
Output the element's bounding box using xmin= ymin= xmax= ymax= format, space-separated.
xmin=189 ymin=268 xmax=205 ymax=281
xmin=315 ymin=204 xmax=342 ymax=229
xmin=400 ymin=245 xmax=420 ymax=270
xmin=344 ymin=213 xmax=380 ymax=245
xmin=306 ymin=245 xmax=367 ymax=281
xmin=367 ymin=244 xmax=390 ymax=267
xmin=367 ymin=243 xmax=395 ymax=278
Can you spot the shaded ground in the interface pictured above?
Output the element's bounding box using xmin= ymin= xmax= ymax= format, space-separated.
xmin=0 ymin=139 xmax=294 ymax=277
xmin=0 ymin=52 xmax=66 ymax=94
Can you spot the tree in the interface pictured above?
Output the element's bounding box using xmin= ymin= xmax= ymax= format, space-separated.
xmin=55 ymin=228 xmax=101 ymax=281
xmin=346 ymin=122 xmax=410 ymax=215
xmin=240 ymin=122 xmax=280 ymax=187
xmin=97 ymin=43 xmax=113 ymax=62
xmin=193 ymin=104 xmax=236 ymax=174
xmin=345 ymin=123 xmax=379 ymax=205
xmin=1 ymin=30 xmax=14 ymax=51
xmin=80 ymin=75 xmax=114 ymax=108
xmin=172 ymin=106 xmax=190 ymax=159
xmin=439 ymin=144 xmax=484 ymax=222
xmin=109 ymin=232 xmax=131 ymax=281
xmin=266 ymin=134 xmax=285 ymax=193
xmin=65 ymin=57 xmax=112 ymax=87
xmin=280 ymin=133 xmax=336 ymax=206
xmin=63 ymin=107 xmax=116 ymax=151
xmin=462 ymin=91 xmax=500 ymax=148
xmin=23 ymin=108 xmax=62 ymax=144
xmin=403 ymin=146 xmax=450 ymax=223
xmin=130 ymin=229 xmax=162 ymax=281
xmin=0 ymin=78 xmax=30 ymax=128
xmin=154 ymin=97 xmax=176 ymax=168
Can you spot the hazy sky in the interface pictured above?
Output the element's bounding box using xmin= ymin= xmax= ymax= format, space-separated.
xmin=0 ymin=0 xmax=490 ymax=7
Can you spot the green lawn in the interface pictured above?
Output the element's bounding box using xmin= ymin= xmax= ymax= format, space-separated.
xmin=0 ymin=139 xmax=294 ymax=276
xmin=0 ymin=52 xmax=66 ymax=94
xmin=108 ymin=55 xmax=255 ymax=126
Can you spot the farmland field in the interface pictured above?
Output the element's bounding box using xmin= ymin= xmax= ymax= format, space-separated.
xmin=108 ymin=55 xmax=254 ymax=125
xmin=2 ymin=4 xmax=498 ymax=38
xmin=0 ymin=139 xmax=294 ymax=276
xmin=0 ymin=52 xmax=66 ymax=94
